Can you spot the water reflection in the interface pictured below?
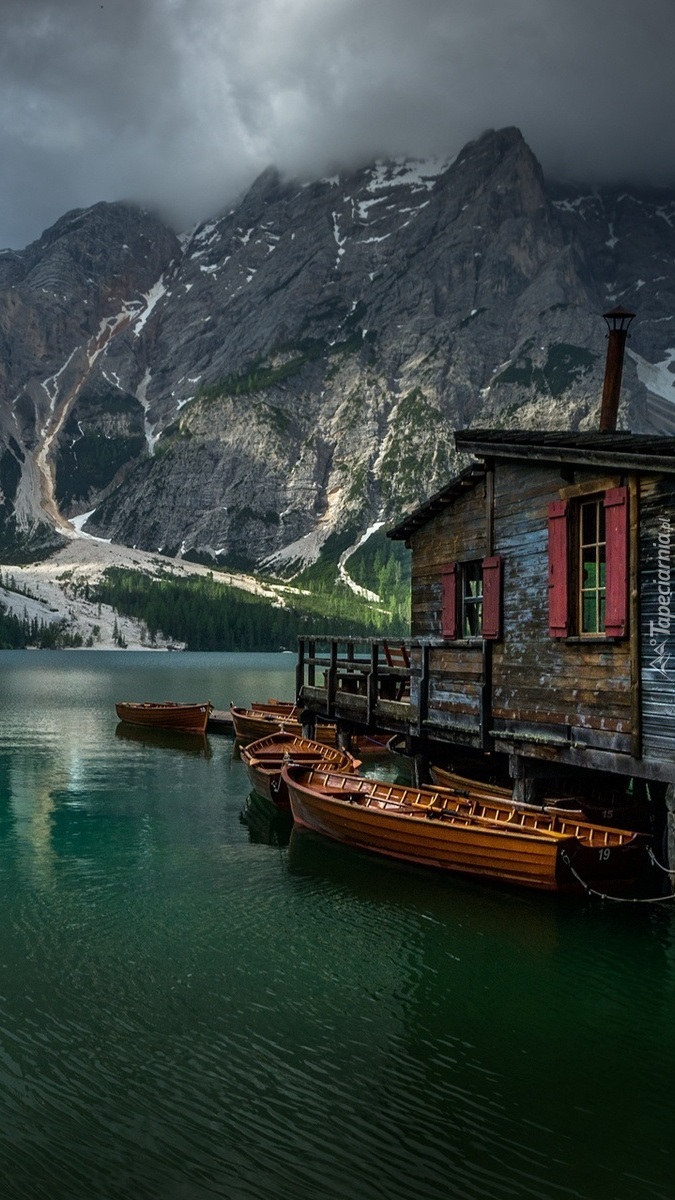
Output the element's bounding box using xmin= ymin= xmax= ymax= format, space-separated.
xmin=240 ymin=791 xmax=293 ymax=847
xmin=286 ymin=822 xmax=564 ymax=945
xmin=5 ymin=755 xmax=58 ymax=887
xmin=114 ymin=722 xmax=213 ymax=758
xmin=285 ymin=824 xmax=675 ymax=1200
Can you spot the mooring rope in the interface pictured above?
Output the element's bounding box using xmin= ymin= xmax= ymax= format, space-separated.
xmin=647 ymin=846 xmax=675 ymax=876
xmin=560 ymin=850 xmax=675 ymax=904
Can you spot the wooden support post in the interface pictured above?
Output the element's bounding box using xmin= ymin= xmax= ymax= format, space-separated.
xmin=509 ymin=754 xmax=541 ymax=807
xmin=326 ymin=640 xmax=337 ymax=718
xmin=480 ymin=640 xmax=493 ymax=752
xmin=296 ymin=637 xmax=305 ymax=704
xmin=308 ymin=640 xmax=316 ymax=688
xmin=512 ymin=776 xmax=540 ymax=806
xmin=337 ymin=725 xmax=353 ymax=753
xmin=346 ymin=641 xmax=355 ymax=677
xmin=485 ymin=461 xmax=495 ymax=556
xmin=416 ymin=643 xmax=429 ymax=736
xmin=412 ymin=750 xmax=429 ymax=787
xmin=367 ymin=641 xmax=379 ymax=726
xmin=301 ymin=708 xmax=316 ymax=740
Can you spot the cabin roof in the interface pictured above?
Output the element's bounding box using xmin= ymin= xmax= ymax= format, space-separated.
xmin=454 ymin=429 xmax=675 ymax=472
xmin=388 ymin=463 xmax=486 ymax=540
xmin=388 ymin=429 xmax=675 ymax=541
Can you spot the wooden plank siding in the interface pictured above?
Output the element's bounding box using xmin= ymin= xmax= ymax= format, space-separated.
xmin=407 ymin=460 xmax=638 ymax=757
xmin=410 ymin=479 xmax=486 ymax=739
xmin=492 ymin=461 xmax=633 ymax=752
xmin=409 ymin=477 xmax=488 ymax=637
xmin=640 ymin=475 xmax=675 ymax=762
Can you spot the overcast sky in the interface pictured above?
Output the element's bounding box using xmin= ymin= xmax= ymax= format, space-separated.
xmin=2 ymin=0 xmax=674 ymax=249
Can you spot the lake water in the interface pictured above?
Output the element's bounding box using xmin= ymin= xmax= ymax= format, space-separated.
xmin=0 ymin=650 xmax=674 ymax=1200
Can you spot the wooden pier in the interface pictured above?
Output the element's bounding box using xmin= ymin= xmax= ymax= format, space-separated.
xmin=207 ymin=708 xmax=235 ymax=734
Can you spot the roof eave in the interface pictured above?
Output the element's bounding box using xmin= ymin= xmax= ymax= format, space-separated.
xmin=455 ymin=435 xmax=675 ymax=475
xmin=387 ymin=463 xmax=486 ymax=541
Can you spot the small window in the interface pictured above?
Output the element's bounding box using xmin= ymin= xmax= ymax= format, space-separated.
xmin=460 ymin=561 xmax=483 ymax=638
xmin=442 ymin=557 xmax=502 ymax=641
xmin=578 ymin=497 xmax=606 ymax=635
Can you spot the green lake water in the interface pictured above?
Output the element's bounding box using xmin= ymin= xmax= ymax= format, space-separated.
xmin=0 ymin=650 xmax=674 ymax=1200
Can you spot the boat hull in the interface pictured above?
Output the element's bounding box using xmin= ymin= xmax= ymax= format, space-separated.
xmin=241 ymin=733 xmax=361 ymax=809
xmin=429 ymin=764 xmax=649 ymax=830
xmin=230 ymin=706 xmax=390 ymax=755
xmin=230 ymin=706 xmax=337 ymax=746
xmin=115 ymin=701 xmax=211 ymax=735
xmin=282 ymin=767 xmax=648 ymax=894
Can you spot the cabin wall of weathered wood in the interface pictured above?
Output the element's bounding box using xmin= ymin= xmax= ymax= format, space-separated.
xmin=490 ymin=461 xmax=633 ymax=755
xmin=409 ymin=480 xmax=486 ymax=737
xmin=404 ymin=457 xmax=675 ymax=780
xmin=640 ymin=474 xmax=675 ymax=765
xmin=408 ymin=460 xmax=641 ymax=757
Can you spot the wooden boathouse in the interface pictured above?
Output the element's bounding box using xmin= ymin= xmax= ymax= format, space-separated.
xmin=295 ymin=310 xmax=675 ymax=828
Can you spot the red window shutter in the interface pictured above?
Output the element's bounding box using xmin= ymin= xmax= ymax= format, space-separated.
xmin=481 ymin=555 xmax=503 ymax=640
xmin=604 ymin=486 xmax=629 ymax=637
xmin=548 ymin=499 xmax=569 ymax=637
xmin=441 ymin=563 xmax=457 ymax=639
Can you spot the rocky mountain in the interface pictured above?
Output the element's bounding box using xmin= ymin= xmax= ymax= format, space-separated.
xmin=1 ymin=126 xmax=674 ymax=576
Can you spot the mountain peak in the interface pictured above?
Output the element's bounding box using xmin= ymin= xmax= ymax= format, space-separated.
xmin=0 ymin=127 xmax=673 ymax=574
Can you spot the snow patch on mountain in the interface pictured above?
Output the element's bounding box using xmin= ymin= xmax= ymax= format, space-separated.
xmin=338 ymin=522 xmax=385 ymax=601
xmin=629 ymin=347 xmax=675 ymax=405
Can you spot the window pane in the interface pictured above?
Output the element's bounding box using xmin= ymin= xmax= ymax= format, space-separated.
xmin=465 ymin=562 xmax=482 ymax=594
xmin=598 ymin=504 xmax=606 ymax=544
xmin=460 ymin=561 xmax=483 ymax=638
xmin=582 ymin=552 xmax=596 ymax=589
xmin=464 ymin=601 xmax=482 ymax=638
xmin=582 ymin=594 xmax=597 ymax=633
xmin=578 ymin=498 xmax=606 ymax=636
xmin=581 ymin=503 xmax=597 ymax=546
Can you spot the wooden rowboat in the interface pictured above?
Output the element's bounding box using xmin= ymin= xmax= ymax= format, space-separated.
xmin=229 ymin=704 xmax=337 ymax=746
xmin=250 ymin=699 xmax=298 ymax=715
xmin=115 ymin=701 xmax=212 ymax=735
xmin=241 ymin=732 xmax=361 ymax=810
xmin=230 ymin=704 xmax=391 ymax=756
xmin=281 ymin=766 xmax=648 ymax=893
xmin=429 ymin=764 xmax=650 ymax=830
xmin=428 ymin=764 xmax=583 ymax=811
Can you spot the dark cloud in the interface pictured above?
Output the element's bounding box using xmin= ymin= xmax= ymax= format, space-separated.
xmin=1 ymin=0 xmax=674 ymax=248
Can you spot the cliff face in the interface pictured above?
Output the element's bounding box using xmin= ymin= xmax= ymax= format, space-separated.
xmin=1 ymin=126 xmax=673 ymax=571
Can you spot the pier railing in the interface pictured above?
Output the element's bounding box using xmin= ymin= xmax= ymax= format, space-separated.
xmin=296 ymin=635 xmax=485 ymax=746
xmin=296 ymin=636 xmax=416 ymax=730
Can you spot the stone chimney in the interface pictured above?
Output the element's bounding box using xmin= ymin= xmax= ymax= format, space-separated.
xmin=599 ymin=306 xmax=635 ymax=432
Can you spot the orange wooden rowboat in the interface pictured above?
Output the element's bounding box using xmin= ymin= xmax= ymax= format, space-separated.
xmin=115 ymin=701 xmax=212 ymax=735
xmin=250 ymin=700 xmax=298 ymax=715
xmin=428 ymin=763 xmax=652 ymax=829
xmin=241 ymin=732 xmax=361 ymax=809
xmin=229 ymin=704 xmax=337 ymax=746
xmin=281 ymin=765 xmax=648 ymax=893
xmin=230 ymin=704 xmax=390 ymax=756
